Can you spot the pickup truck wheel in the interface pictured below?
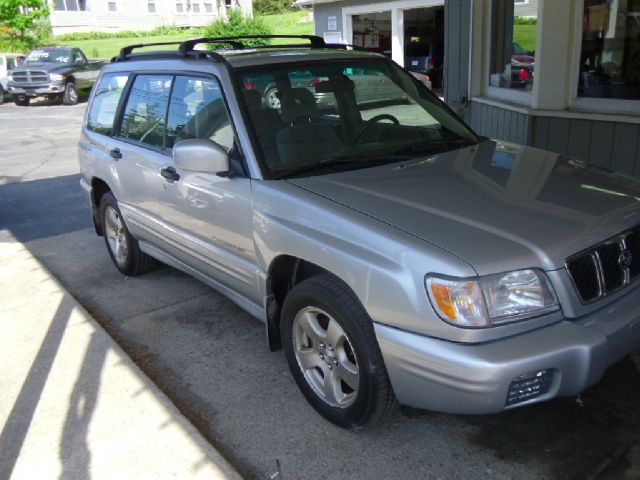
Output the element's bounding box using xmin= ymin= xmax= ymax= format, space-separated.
xmin=281 ymin=274 xmax=396 ymax=428
xmin=99 ymin=192 xmax=156 ymax=276
xmin=0 ymin=87 xmax=5 ymax=104
xmin=14 ymin=95 xmax=29 ymax=106
xmin=264 ymin=87 xmax=281 ymax=109
xmin=62 ymin=81 xmax=78 ymax=105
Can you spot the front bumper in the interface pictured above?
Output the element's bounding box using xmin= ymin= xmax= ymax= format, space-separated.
xmin=8 ymin=81 xmax=65 ymax=97
xmin=375 ymin=287 xmax=640 ymax=414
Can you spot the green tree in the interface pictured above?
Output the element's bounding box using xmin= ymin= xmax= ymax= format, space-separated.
xmin=0 ymin=0 xmax=50 ymax=52
xmin=253 ymin=0 xmax=294 ymax=15
xmin=202 ymin=8 xmax=272 ymax=48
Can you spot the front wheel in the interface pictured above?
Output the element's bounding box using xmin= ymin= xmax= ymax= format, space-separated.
xmin=281 ymin=274 xmax=396 ymax=428
xmin=99 ymin=192 xmax=156 ymax=276
xmin=62 ymin=81 xmax=78 ymax=105
xmin=0 ymin=87 xmax=5 ymax=104
xmin=14 ymin=95 xmax=29 ymax=106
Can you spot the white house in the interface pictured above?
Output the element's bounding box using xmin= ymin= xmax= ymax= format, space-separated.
xmin=49 ymin=0 xmax=253 ymax=35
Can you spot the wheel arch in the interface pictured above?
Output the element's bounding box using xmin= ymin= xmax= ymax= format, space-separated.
xmin=90 ymin=177 xmax=112 ymax=236
xmin=265 ymin=255 xmax=333 ymax=351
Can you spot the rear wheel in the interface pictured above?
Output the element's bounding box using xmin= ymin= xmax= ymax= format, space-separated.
xmin=264 ymin=87 xmax=281 ymax=109
xmin=14 ymin=95 xmax=29 ymax=106
xmin=281 ymin=274 xmax=396 ymax=428
xmin=62 ymin=81 xmax=78 ymax=105
xmin=99 ymin=192 xmax=156 ymax=275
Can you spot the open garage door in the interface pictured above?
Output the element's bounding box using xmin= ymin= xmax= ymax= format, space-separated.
xmin=404 ymin=6 xmax=445 ymax=92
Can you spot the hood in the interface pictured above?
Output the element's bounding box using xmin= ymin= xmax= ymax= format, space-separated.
xmin=12 ymin=63 xmax=69 ymax=73
xmin=287 ymin=141 xmax=640 ymax=274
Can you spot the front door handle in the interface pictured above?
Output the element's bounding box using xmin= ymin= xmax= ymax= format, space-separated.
xmin=160 ymin=166 xmax=180 ymax=182
xmin=109 ymin=148 xmax=122 ymax=160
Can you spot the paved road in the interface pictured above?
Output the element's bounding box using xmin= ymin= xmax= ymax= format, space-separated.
xmin=1 ymin=100 xmax=639 ymax=480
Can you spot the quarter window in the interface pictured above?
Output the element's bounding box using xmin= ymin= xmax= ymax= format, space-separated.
xmin=87 ymin=73 xmax=129 ymax=135
xmin=120 ymin=75 xmax=172 ymax=148
xmin=166 ymin=76 xmax=234 ymax=151
xmin=488 ymin=0 xmax=537 ymax=94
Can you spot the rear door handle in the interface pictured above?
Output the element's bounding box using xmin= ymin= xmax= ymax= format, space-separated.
xmin=109 ymin=148 xmax=122 ymax=160
xmin=160 ymin=166 xmax=180 ymax=182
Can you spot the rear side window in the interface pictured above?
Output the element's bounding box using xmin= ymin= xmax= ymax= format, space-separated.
xmin=87 ymin=73 xmax=129 ymax=135
xmin=120 ymin=75 xmax=172 ymax=148
xmin=166 ymin=76 xmax=234 ymax=151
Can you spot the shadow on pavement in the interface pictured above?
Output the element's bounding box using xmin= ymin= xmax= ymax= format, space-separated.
xmin=0 ymin=174 xmax=90 ymax=242
xmin=0 ymin=296 xmax=74 ymax=479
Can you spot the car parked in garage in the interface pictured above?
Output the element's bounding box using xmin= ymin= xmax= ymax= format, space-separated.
xmin=79 ymin=35 xmax=640 ymax=428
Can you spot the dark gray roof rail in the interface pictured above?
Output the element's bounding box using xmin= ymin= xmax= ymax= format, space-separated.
xmin=115 ymin=41 xmax=185 ymax=62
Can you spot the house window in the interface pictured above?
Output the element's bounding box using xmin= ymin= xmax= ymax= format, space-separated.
xmin=148 ymin=0 xmax=156 ymax=12
xmin=204 ymin=2 xmax=212 ymax=12
xmin=176 ymin=2 xmax=183 ymax=12
xmin=192 ymin=2 xmax=200 ymax=12
xmin=225 ymin=0 xmax=232 ymax=7
xmin=54 ymin=0 xmax=88 ymax=11
xmin=108 ymin=1 xmax=117 ymax=11
xmin=578 ymin=0 xmax=640 ymax=101
xmin=488 ymin=0 xmax=537 ymax=96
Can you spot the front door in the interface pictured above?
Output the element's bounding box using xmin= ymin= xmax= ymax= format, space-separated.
xmin=158 ymin=75 xmax=258 ymax=303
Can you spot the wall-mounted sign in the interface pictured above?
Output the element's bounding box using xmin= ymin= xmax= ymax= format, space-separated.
xmin=328 ymin=15 xmax=337 ymax=31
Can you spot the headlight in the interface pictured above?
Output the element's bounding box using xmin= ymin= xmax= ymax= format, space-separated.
xmin=50 ymin=73 xmax=65 ymax=81
xmin=425 ymin=269 xmax=558 ymax=328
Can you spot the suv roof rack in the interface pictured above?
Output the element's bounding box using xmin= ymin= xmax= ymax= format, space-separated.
xmin=178 ymin=35 xmax=326 ymax=53
xmin=113 ymin=35 xmax=369 ymax=63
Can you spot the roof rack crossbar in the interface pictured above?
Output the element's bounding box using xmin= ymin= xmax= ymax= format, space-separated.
xmin=116 ymin=41 xmax=185 ymax=61
xmin=179 ymin=35 xmax=326 ymax=53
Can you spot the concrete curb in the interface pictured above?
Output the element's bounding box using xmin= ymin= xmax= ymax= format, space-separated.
xmin=0 ymin=232 xmax=242 ymax=480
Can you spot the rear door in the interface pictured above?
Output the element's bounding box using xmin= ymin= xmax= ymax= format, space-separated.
xmin=111 ymin=74 xmax=174 ymax=245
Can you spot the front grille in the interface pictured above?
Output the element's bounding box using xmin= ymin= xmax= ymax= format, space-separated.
xmin=12 ymin=70 xmax=49 ymax=84
xmin=566 ymin=226 xmax=640 ymax=303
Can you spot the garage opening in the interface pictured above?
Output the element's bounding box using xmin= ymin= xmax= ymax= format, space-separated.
xmin=404 ymin=6 xmax=445 ymax=92
xmin=351 ymin=11 xmax=392 ymax=58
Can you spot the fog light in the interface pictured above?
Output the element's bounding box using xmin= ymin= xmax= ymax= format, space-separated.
xmin=506 ymin=369 xmax=554 ymax=406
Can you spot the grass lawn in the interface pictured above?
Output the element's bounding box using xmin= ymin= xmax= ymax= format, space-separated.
xmin=513 ymin=24 xmax=537 ymax=53
xmin=56 ymin=34 xmax=196 ymax=60
xmin=54 ymin=11 xmax=315 ymax=59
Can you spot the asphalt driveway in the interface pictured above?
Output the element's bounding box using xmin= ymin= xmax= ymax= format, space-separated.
xmin=1 ymin=100 xmax=639 ymax=480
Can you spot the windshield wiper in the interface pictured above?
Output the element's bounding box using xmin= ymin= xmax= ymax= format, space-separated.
xmin=392 ymin=137 xmax=477 ymax=156
xmin=274 ymin=152 xmax=412 ymax=179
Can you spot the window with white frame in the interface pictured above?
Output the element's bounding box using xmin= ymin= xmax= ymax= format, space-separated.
xmin=578 ymin=0 xmax=640 ymax=101
xmin=176 ymin=1 xmax=184 ymax=12
xmin=148 ymin=0 xmax=156 ymax=12
xmin=204 ymin=2 xmax=213 ymax=12
xmin=54 ymin=0 xmax=88 ymax=11
xmin=107 ymin=1 xmax=116 ymax=11
xmin=487 ymin=0 xmax=538 ymax=100
xmin=192 ymin=2 xmax=200 ymax=12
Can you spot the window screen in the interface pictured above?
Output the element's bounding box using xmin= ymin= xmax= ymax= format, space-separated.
xmin=120 ymin=75 xmax=172 ymax=148
xmin=87 ymin=73 xmax=129 ymax=135
xmin=166 ymin=76 xmax=234 ymax=151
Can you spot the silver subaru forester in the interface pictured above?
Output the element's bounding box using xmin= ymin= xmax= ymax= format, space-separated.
xmin=79 ymin=35 xmax=640 ymax=428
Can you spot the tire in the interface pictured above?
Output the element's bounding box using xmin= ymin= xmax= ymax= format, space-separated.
xmin=281 ymin=274 xmax=396 ymax=428
xmin=264 ymin=87 xmax=281 ymax=109
xmin=14 ymin=95 xmax=29 ymax=106
xmin=99 ymin=192 xmax=156 ymax=276
xmin=0 ymin=87 xmax=5 ymax=104
xmin=62 ymin=81 xmax=78 ymax=105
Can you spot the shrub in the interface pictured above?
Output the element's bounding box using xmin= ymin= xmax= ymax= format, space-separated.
xmin=202 ymin=9 xmax=272 ymax=48
xmin=0 ymin=0 xmax=50 ymax=52
xmin=52 ymin=26 xmax=202 ymax=42
xmin=514 ymin=16 xmax=537 ymax=25
xmin=254 ymin=0 xmax=296 ymax=15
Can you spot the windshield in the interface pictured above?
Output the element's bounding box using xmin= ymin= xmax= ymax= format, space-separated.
xmin=24 ymin=49 xmax=71 ymax=65
xmin=238 ymin=58 xmax=477 ymax=178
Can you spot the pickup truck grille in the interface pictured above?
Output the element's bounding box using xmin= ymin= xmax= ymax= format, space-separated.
xmin=566 ymin=226 xmax=640 ymax=303
xmin=12 ymin=70 xmax=49 ymax=84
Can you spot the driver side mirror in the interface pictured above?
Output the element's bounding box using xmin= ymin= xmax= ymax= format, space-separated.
xmin=173 ymin=138 xmax=230 ymax=175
